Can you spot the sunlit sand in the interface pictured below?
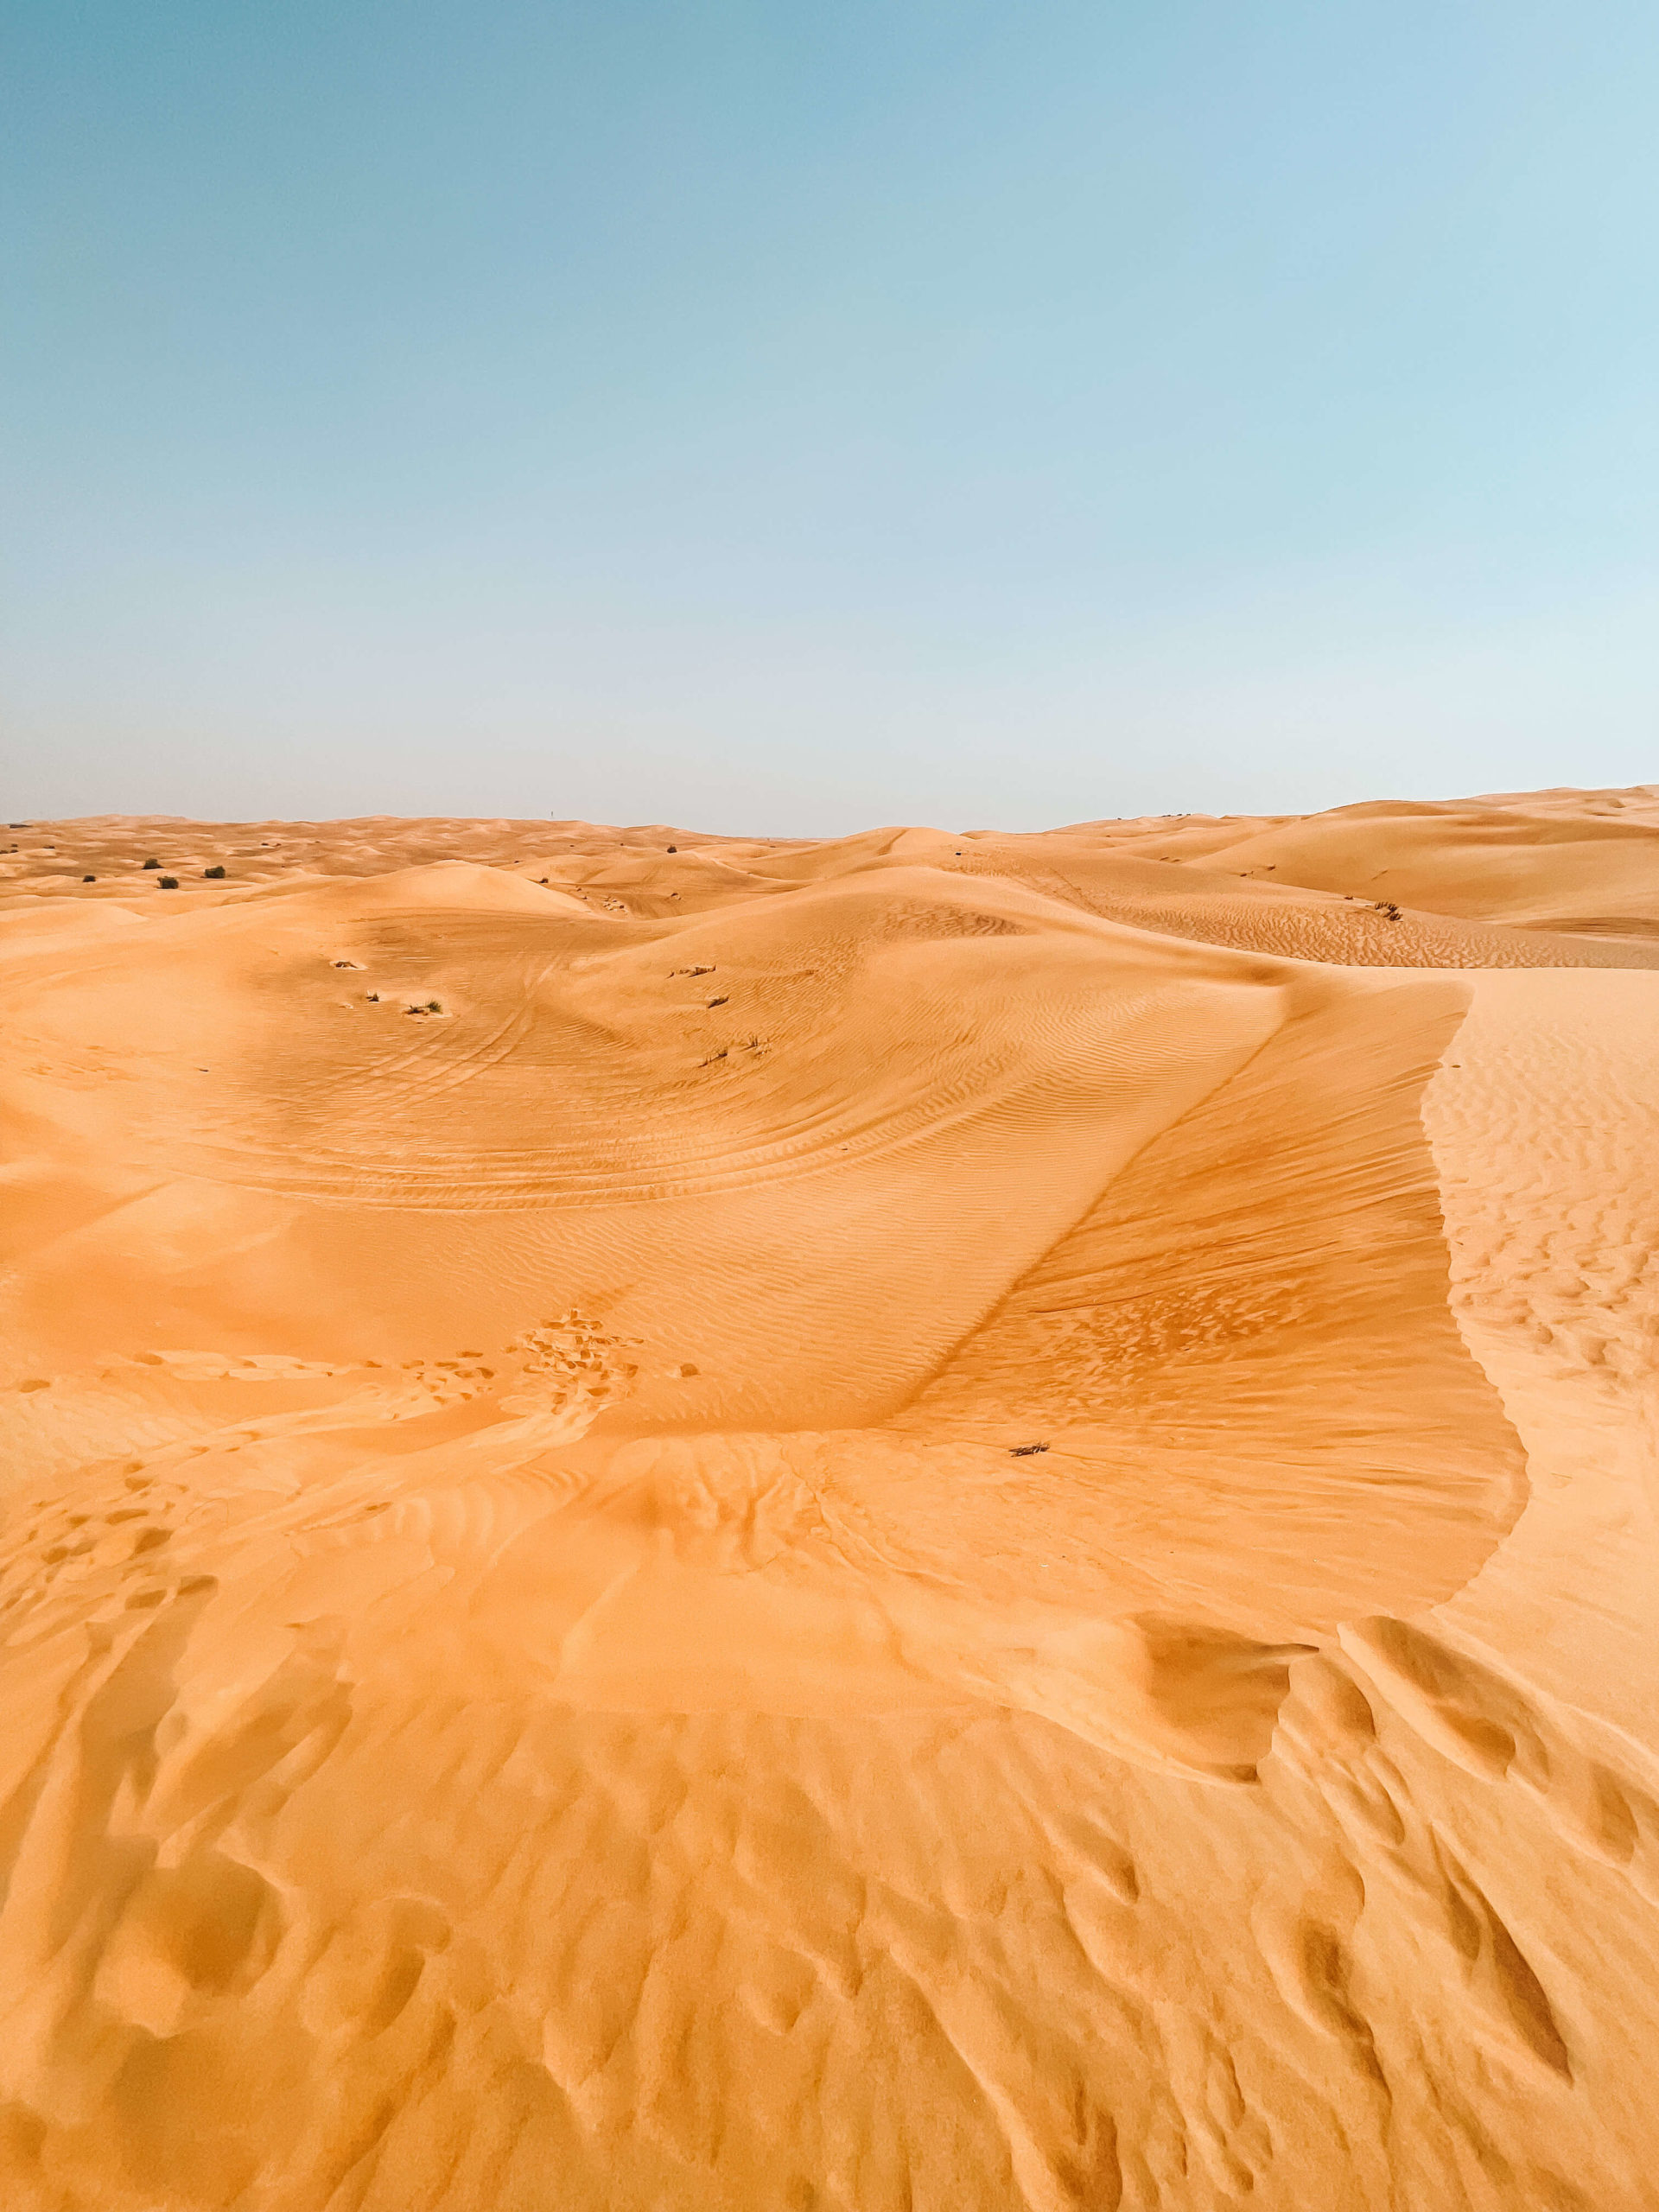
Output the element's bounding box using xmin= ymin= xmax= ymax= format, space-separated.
xmin=3 ymin=787 xmax=1657 ymax=2209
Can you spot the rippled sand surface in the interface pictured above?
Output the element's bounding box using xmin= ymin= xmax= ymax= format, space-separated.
xmin=3 ymin=787 xmax=1659 ymax=2210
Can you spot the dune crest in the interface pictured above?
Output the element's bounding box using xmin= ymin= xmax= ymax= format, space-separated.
xmin=2 ymin=789 xmax=1657 ymax=2209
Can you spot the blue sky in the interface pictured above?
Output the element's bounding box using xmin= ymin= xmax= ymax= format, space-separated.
xmin=4 ymin=0 xmax=1656 ymax=830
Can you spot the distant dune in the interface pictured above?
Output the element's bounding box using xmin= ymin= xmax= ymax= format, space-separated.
xmin=2 ymin=786 xmax=1657 ymax=2209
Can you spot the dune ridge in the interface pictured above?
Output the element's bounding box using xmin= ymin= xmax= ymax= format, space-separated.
xmin=1 ymin=787 xmax=1656 ymax=2209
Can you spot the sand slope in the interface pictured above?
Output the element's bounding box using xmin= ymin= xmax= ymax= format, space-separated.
xmin=2 ymin=791 xmax=1657 ymax=2209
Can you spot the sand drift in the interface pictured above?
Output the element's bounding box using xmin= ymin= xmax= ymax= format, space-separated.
xmin=3 ymin=790 xmax=1658 ymax=2209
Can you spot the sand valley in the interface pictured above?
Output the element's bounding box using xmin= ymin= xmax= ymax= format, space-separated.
xmin=3 ymin=785 xmax=1658 ymax=2210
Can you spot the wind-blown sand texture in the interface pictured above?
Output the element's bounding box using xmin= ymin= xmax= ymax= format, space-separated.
xmin=3 ymin=784 xmax=1658 ymax=2211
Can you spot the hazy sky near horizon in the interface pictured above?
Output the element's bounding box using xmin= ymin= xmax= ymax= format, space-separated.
xmin=5 ymin=0 xmax=1657 ymax=833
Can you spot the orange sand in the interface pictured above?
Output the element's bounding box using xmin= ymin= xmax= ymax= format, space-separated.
xmin=3 ymin=786 xmax=1657 ymax=2209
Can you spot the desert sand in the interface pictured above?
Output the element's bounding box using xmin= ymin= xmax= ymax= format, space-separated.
xmin=3 ymin=785 xmax=1658 ymax=2210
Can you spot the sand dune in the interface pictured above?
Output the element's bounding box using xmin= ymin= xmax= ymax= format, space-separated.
xmin=2 ymin=788 xmax=1657 ymax=2209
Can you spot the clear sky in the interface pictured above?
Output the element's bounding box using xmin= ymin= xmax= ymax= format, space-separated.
xmin=4 ymin=1 xmax=1657 ymax=832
